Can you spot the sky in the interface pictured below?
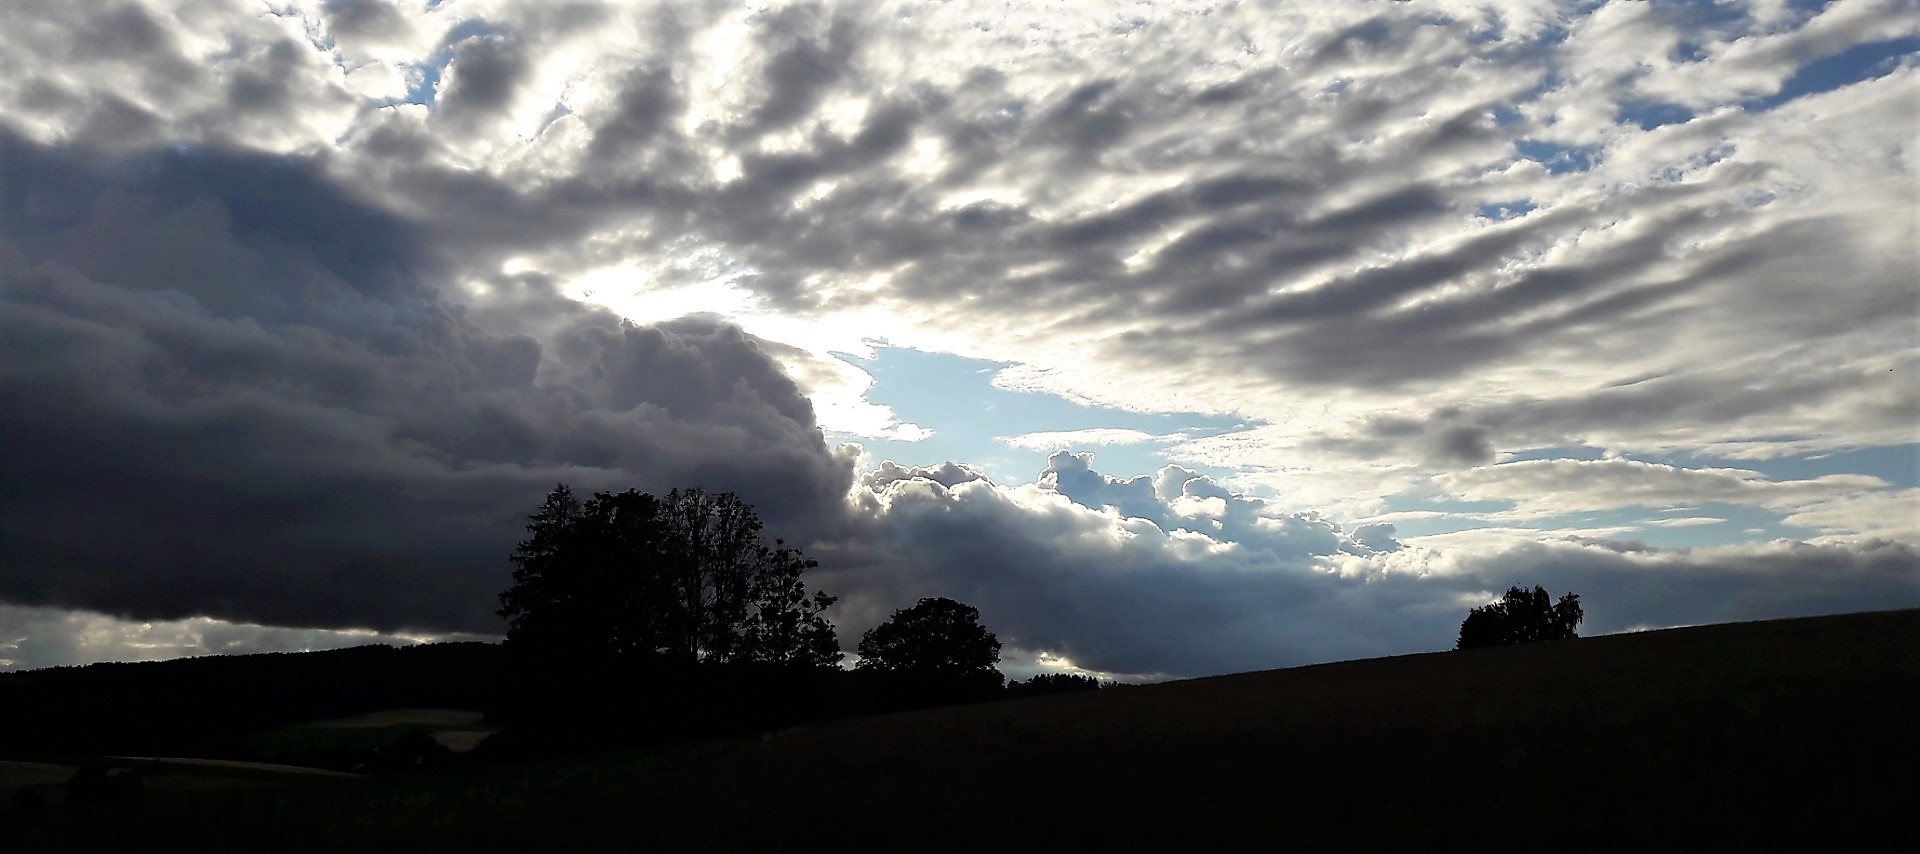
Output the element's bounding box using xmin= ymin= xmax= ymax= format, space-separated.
xmin=1 ymin=0 xmax=1915 ymax=680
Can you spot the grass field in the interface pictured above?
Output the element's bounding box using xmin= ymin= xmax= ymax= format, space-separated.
xmin=244 ymin=708 xmax=496 ymax=757
xmin=4 ymin=609 xmax=1915 ymax=851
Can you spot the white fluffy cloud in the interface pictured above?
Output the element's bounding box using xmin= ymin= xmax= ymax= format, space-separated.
xmin=1780 ymin=489 xmax=1920 ymax=544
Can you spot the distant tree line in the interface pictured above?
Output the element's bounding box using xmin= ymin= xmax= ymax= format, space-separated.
xmin=1005 ymin=673 xmax=1113 ymax=700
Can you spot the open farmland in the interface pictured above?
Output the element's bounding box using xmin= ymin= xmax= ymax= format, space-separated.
xmin=5 ymin=609 xmax=1915 ymax=852
xmin=246 ymin=709 xmax=497 ymax=758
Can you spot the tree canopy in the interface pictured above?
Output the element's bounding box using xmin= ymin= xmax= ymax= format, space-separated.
xmin=497 ymin=485 xmax=840 ymax=668
xmin=855 ymin=597 xmax=1004 ymax=709
xmin=1456 ymin=585 xmax=1584 ymax=650
xmin=856 ymin=597 xmax=1002 ymax=676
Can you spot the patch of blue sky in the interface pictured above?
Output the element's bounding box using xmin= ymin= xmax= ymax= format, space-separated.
xmin=1745 ymin=36 xmax=1920 ymax=112
xmin=1658 ymin=443 xmax=1920 ymax=490
xmin=402 ymin=64 xmax=444 ymax=107
xmin=1620 ymin=502 xmax=1810 ymax=548
xmin=1649 ymin=0 xmax=1756 ymax=31
xmin=836 ymin=347 xmax=1249 ymax=485
xmin=1475 ymin=199 xmax=1537 ymax=221
xmin=1669 ymin=40 xmax=1711 ymax=62
xmin=396 ymin=20 xmax=500 ymax=107
xmin=1377 ymin=491 xmax=1801 ymax=548
xmin=1499 ymin=445 xmax=1607 ymax=463
xmin=1532 ymin=21 xmax=1574 ymax=48
xmin=1616 ymin=101 xmax=1695 ymax=131
xmin=1786 ymin=0 xmax=1838 ymax=14
xmin=1514 ymin=139 xmax=1602 ymax=174
xmin=1661 ymin=1 xmax=1839 ymax=65
xmin=1519 ymin=504 xmax=1797 ymax=548
xmin=1371 ymin=496 xmax=1514 ymax=538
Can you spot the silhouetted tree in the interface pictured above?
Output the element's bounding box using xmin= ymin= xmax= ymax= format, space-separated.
xmin=493 ymin=485 xmax=841 ymax=743
xmin=497 ymin=485 xmax=840 ymax=667
xmin=857 ymin=597 xmax=1003 ymax=708
xmin=1456 ymin=585 xmax=1583 ymax=650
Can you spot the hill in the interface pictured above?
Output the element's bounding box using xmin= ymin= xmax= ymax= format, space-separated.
xmin=4 ymin=609 xmax=1917 ymax=851
xmin=0 ymin=642 xmax=500 ymax=756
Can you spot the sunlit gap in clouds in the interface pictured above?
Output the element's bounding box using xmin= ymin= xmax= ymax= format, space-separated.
xmin=0 ymin=603 xmax=494 ymax=671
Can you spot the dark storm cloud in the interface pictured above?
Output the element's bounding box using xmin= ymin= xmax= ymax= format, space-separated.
xmin=0 ymin=132 xmax=852 ymax=635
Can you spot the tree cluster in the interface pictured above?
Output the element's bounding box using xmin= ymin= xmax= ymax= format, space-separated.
xmin=498 ymin=486 xmax=840 ymax=668
xmin=496 ymin=486 xmax=1219 ymax=749
xmin=491 ymin=486 xmax=1046 ymax=748
xmin=1456 ymin=585 xmax=1584 ymax=650
xmin=491 ymin=486 xmax=845 ymax=747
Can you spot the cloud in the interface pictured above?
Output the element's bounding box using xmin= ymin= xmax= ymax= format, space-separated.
xmin=0 ymin=132 xmax=853 ymax=636
xmin=0 ymin=1 xmax=1912 ymax=674
xmin=3 ymin=0 xmax=1899 ymax=473
xmin=1435 ymin=458 xmax=1889 ymax=518
xmin=998 ymin=428 xmax=1161 ymax=451
xmin=823 ymin=453 xmax=1917 ymax=678
xmin=1779 ymin=489 xmax=1920 ymax=544
xmin=1344 ymin=535 xmax=1920 ymax=640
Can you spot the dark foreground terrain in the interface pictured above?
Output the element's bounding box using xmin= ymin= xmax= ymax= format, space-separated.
xmin=5 ymin=609 xmax=1916 ymax=852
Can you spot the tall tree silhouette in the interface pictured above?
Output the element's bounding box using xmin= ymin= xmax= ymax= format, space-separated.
xmin=498 ymin=485 xmax=840 ymax=667
xmin=492 ymin=485 xmax=842 ymax=746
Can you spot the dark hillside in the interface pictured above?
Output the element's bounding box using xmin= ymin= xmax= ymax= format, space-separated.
xmin=0 ymin=643 xmax=500 ymax=756
xmin=6 ymin=609 xmax=1916 ymax=851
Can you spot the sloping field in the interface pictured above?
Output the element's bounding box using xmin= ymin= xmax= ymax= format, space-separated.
xmin=0 ymin=755 xmax=360 ymax=815
xmin=249 ymin=708 xmax=496 ymax=756
xmin=6 ymin=609 xmax=1915 ymax=852
xmin=300 ymin=709 xmax=488 ymax=729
